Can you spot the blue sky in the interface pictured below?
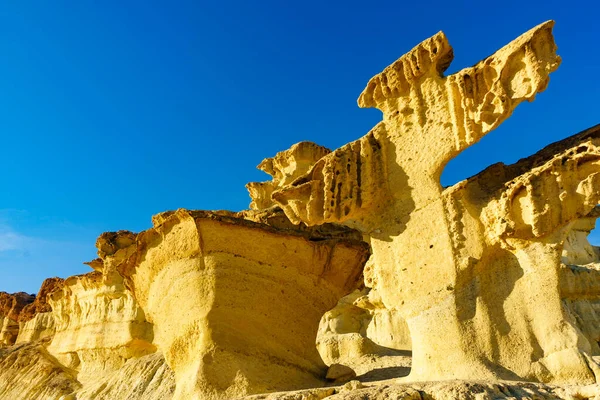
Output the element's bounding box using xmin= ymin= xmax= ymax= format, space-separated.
xmin=0 ymin=1 xmax=598 ymax=294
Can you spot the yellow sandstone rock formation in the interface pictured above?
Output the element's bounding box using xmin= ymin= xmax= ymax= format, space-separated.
xmin=101 ymin=209 xmax=369 ymax=399
xmin=16 ymin=277 xmax=64 ymax=344
xmin=247 ymin=135 xmax=412 ymax=376
xmin=2 ymin=20 xmax=600 ymax=400
xmin=561 ymin=207 xmax=600 ymax=356
xmin=247 ymin=141 xmax=331 ymax=210
xmin=72 ymin=352 xmax=176 ymax=400
xmin=316 ymin=288 xmax=412 ymax=380
xmin=0 ymin=292 xmax=34 ymax=346
xmin=47 ymin=270 xmax=155 ymax=386
xmin=0 ymin=340 xmax=81 ymax=399
xmin=270 ymin=21 xmax=600 ymax=384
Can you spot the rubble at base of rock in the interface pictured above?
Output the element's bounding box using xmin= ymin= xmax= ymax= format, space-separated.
xmin=2 ymin=20 xmax=600 ymax=399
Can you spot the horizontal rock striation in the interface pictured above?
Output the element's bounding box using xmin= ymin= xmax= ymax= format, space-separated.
xmin=46 ymin=270 xmax=155 ymax=386
xmin=103 ymin=209 xmax=369 ymax=399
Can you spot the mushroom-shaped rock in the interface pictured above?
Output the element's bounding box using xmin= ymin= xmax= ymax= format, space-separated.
xmin=437 ymin=124 xmax=600 ymax=383
xmin=269 ymin=22 xmax=588 ymax=383
xmin=105 ymin=209 xmax=369 ymax=399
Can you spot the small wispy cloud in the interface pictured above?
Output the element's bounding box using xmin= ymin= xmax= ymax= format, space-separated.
xmin=0 ymin=210 xmax=97 ymax=293
xmin=0 ymin=221 xmax=33 ymax=253
xmin=0 ymin=231 xmax=28 ymax=252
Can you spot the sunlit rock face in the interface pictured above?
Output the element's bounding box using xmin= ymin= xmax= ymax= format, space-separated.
xmin=72 ymin=351 xmax=176 ymax=400
xmin=439 ymin=124 xmax=600 ymax=383
xmin=46 ymin=270 xmax=156 ymax=387
xmin=247 ymin=141 xmax=331 ymax=211
xmin=15 ymin=312 xmax=55 ymax=344
xmin=104 ymin=209 xmax=369 ymax=400
xmin=249 ymin=139 xmax=412 ymax=376
xmin=270 ymin=21 xmax=600 ymax=384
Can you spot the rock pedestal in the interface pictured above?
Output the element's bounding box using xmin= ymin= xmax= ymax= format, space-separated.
xmin=0 ymin=292 xmax=34 ymax=346
xmin=268 ymin=21 xmax=600 ymax=383
xmin=47 ymin=271 xmax=155 ymax=386
xmin=106 ymin=209 xmax=369 ymax=400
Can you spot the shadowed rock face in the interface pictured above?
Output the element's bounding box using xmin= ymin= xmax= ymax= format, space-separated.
xmin=247 ymin=141 xmax=331 ymax=211
xmin=4 ymin=21 xmax=600 ymax=400
xmin=266 ymin=21 xmax=600 ymax=384
xmin=0 ymin=292 xmax=34 ymax=346
xmin=100 ymin=209 xmax=369 ymax=400
xmin=559 ymin=207 xmax=600 ymax=357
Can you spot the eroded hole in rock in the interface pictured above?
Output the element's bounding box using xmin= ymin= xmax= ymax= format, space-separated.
xmin=560 ymin=206 xmax=600 ymax=357
xmin=316 ymin=288 xmax=412 ymax=383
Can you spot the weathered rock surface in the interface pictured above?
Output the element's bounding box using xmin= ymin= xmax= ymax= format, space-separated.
xmin=242 ymin=380 xmax=600 ymax=400
xmin=270 ymin=20 xmax=600 ymax=384
xmin=560 ymin=208 xmax=600 ymax=356
xmin=316 ymin=288 xmax=411 ymax=378
xmin=16 ymin=312 xmax=56 ymax=344
xmin=104 ymin=209 xmax=369 ymax=399
xmin=14 ymin=277 xmax=64 ymax=344
xmin=438 ymin=123 xmax=600 ymax=383
xmin=47 ymin=270 xmax=155 ymax=386
xmin=3 ymin=21 xmax=600 ymax=400
xmin=18 ymin=277 xmax=64 ymax=323
xmin=72 ymin=351 xmax=176 ymax=400
xmin=247 ymin=141 xmax=331 ymax=210
xmin=0 ymin=292 xmax=34 ymax=345
xmin=0 ymin=340 xmax=81 ymax=400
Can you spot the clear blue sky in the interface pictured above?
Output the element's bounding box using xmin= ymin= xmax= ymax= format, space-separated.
xmin=1 ymin=1 xmax=598 ymax=294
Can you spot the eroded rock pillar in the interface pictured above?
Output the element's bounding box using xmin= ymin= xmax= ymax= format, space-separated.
xmin=268 ymin=22 xmax=600 ymax=383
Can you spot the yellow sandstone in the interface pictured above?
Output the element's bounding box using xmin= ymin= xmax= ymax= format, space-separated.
xmin=47 ymin=270 xmax=155 ymax=386
xmin=2 ymin=20 xmax=600 ymax=400
xmin=103 ymin=209 xmax=368 ymax=399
